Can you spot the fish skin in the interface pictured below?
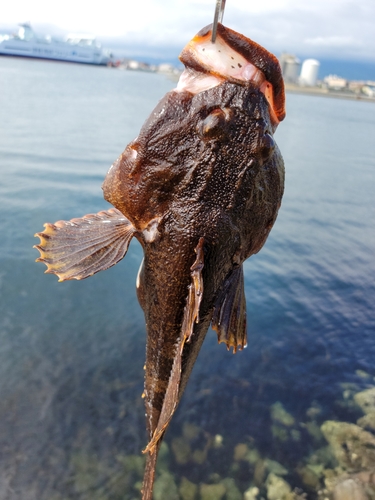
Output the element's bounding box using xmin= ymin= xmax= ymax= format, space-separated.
xmin=103 ymin=81 xmax=284 ymax=499
xmin=34 ymin=23 xmax=285 ymax=500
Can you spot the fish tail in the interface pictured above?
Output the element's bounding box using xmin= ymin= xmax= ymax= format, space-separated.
xmin=142 ymin=443 xmax=161 ymax=500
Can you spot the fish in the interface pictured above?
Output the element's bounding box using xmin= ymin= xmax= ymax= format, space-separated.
xmin=34 ymin=22 xmax=285 ymax=500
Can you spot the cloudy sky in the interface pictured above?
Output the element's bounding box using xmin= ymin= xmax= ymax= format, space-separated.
xmin=1 ymin=0 xmax=375 ymax=62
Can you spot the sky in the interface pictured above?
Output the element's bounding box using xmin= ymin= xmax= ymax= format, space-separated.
xmin=1 ymin=0 xmax=375 ymax=63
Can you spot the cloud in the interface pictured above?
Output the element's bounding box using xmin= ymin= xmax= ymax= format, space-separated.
xmin=1 ymin=0 xmax=375 ymax=61
xmin=304 ymin=36 xmax=362 ymax=49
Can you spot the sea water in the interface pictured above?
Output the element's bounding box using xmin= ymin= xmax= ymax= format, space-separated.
xmin=0 ymin=56 xmax=374 ymax=499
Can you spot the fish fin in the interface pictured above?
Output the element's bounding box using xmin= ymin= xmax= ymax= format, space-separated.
xmin=143 ymin=238 xmax=205 ymax=454
xmin=181 ymin=237 xmax=205 ymax=343
xmin=143 ymin=343 xmax=183 ymax=454
xmin=34 ymin=208 xmax=136 ymax=281
xmin=142 ymin=441 xmax=161 ymax=500
xmin=211 ymin=265 xmax=247 ymax=353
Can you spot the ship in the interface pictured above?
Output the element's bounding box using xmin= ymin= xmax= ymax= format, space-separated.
xmin=0 ymin=23 xmax=111 ymax=65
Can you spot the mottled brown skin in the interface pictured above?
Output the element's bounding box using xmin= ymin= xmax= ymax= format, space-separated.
xmin=34 ymin=24 xmax=285 ymax=500
xmin=103 ymin=80 xmax=284 ymax=495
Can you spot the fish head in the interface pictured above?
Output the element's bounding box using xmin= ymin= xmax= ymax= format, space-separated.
xmin=103 ymin=23 xmax=285 ymax=235
xmin=178 ymin=22 xmax=285 ymax=130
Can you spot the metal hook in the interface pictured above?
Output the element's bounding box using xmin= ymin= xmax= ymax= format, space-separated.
xmin=211 ymin=0 xmax=226 ymax=43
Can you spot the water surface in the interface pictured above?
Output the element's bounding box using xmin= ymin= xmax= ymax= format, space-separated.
xmin=0 ymin=57 xmax=374 ymax=499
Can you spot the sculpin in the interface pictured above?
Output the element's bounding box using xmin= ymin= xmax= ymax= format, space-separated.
xmin=35 ymin=22 xmax=285 ymax=499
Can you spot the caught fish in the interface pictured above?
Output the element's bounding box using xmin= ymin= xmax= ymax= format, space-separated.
xmin=34 ymin=22 xmax=285 ymax=500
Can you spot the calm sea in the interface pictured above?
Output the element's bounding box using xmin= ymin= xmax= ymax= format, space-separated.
xmin=0 ymin=57 xmax=374 ymax=499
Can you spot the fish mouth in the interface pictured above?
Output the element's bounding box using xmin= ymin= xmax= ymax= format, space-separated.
xmin=178 ymin=23 xmax=285 ymax=127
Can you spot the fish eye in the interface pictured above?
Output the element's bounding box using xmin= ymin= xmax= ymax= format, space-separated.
xmin=198 ymin=108 xmax=232 ymax=139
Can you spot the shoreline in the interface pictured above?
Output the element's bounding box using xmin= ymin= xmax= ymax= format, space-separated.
xmin=2 ymin=55 xmax=374 ymax=104
xmin=285 ymin=83 xmax=375 ymax=103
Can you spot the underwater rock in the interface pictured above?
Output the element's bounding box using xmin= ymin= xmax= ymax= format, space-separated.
xmin=271 ymin=424 xmax=289 ymax=442
xmin=354 ymin=387 xmax=375 ymax=415
xmin=171 ymin=423 xmax=211 ymax=466
xmin=290 ymin=429 xmax=301 ymax=442
xmin=357 ymin=412 xmax=375 ymax=432
xmin=192 ymin=448 xmax=207 ymax=465
xmin=322 ymin=468 xmax=344 ymax=494
xmin=326 ymin=471 xmax=375 ymax=500
xmin=213 ymin=435 xmax=224 ymax=448
xmin=69 ymin=452 xmax=147 ymax=498
xmin=270 ymin=403 xmax=299 ymax=442
xmin=116 ymin=453 xmax=145 ymax=477
xmin=246 ymin=448 xmax=262 ymax=465
xmin=200 ymin=482 xmax=226 ymax=500
xmin=221 ymin=478 xmax=242 ymax=500
xmin=321 ymin=421 xmax=375 ymax=472
xmin=233 ymin=443 xmax=249 ymax=461
xmin=70 ymin=452 xmax=109 ymax=493
xmin=354 ymin=470 xmax=375 ymax=487
xmin=155 ymin=441 xmax=170 ymax=473
xmin=171 ymin=436 xmax=192 ymax=465
xmin=338 ymin=383 xmax=362 ymax=412
xmin=355 ymin=370 xmax=372 ymax=380
xmin=306 ymin=403 xmax=322 ymax=419
xmin=306 ymin=463 xmax=324 ymax=478
xmin=179 ymin=476 xmax=198 ymax=500
xmin=270 ymin=402 xmax=296 ymax=427
xmin=207 ymin=473 xmax=222 ymax=484
xmin=244 ymin=486 xmax=260 ymax=500
xmin=153 ymin=471 xmax=179 ymax=500
xmin=303 ymin=421 xmax=324 ymax=442
xmin=307 ymin=446 xmax=337 ymax=470
xmin=182 ymin=422 xmax=201 ymax=441
xmin=265 ymin=459 xmax=288 ymax=476
xmin=233 ymin=443 xmax=261 ymax=465
xmin=296 ymin=464 xmax=321 ymax=490
xmin=349 ymin=386 xmax=375 ymax=438
xmin=253 ymin=459 xmax=266 ymax=486
xmin=333 ymin=478 xmax=368 ymax=500
xmin=266 ymin=473 xmax=296 ymax=500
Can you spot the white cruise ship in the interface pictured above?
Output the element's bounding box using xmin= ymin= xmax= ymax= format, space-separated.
xmin=0 ymin=23 xmax=111 ymax=65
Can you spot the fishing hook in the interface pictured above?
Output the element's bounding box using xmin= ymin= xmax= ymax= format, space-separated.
xmin=211 ymin=0 xmax=226 ymax=43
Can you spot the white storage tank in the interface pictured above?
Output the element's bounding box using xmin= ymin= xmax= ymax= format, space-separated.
xmin=279 ymin=53 xmax=301 ymax=83
xmin=284 ymin=58 xmax=301 ymax=83
xmin=299 ymin=59 xmax=320 ymax=86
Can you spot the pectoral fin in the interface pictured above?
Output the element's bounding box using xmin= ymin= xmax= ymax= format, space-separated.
xmin=212 ymin=265 xmax=247 ymax=353
xmin=34 ymin=208 xmax=136 ymax=281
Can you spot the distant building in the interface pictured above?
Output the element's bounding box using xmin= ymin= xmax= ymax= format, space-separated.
xmin=128 ymin=60 xmax=141 ymax=70
xmin=299 ymin=59 xmax=320 ymax=86
xmin=126 ymin=60 xmax=155 ymax=72
xmin=348 ymin=80 xmax=365 ymax=94
xmin=362 ymin=85 xmax=375 ymax=97
xmin=279 ymin=53 xmax=301 ymax=83
xmin=157 ymin=63 xmax=181 ymax=78
xmin=323 ymin=75 xmax=348 ymax=91
xmin=158 ymin=63 xmax=176 ymax=73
